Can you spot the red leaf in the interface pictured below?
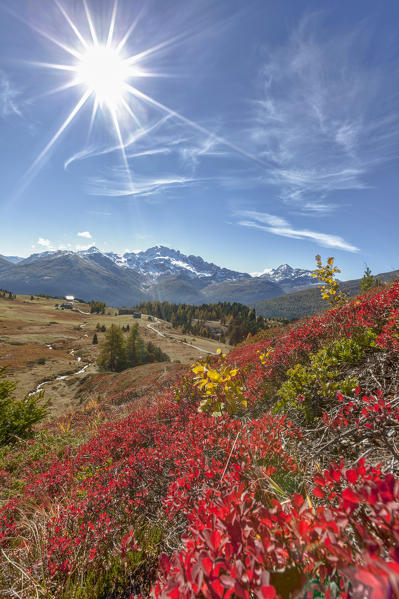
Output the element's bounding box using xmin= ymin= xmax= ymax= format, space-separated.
xmin=258 ymin=586 xmax=276 ymax=599
xmin=313 ymin=487 xmax=324 ymax=499
xmin=292 ymin=493 xmax=304 ymax=508
xmin=346 ymin=469 xmax=358 ymax=484
xmin=342 ymin=488 xmax=361 ymax=504
xmin=314 ymin=475 xmax=326 ymax=487
xmin=332 ymin=469 xmax=341 ymax=482
xmin=201 ymin=556 xmax=213 ymax=575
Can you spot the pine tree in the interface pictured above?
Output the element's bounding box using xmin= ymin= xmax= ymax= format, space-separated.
xmin=136 ymin=336 xmax=147 ymax=365
xmin=92 ymin=333 xmax=98 ymax=345
xmin=97 ymin=325 xmax=126 ymax=372
xmin=360 ymin=266 xmax=381 ymax=293
xmin=125 ymin=325 xmax=139 ymax=367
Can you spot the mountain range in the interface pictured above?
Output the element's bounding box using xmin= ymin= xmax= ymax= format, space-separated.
xmin=0 ymin=245 xmax=322 ymax=306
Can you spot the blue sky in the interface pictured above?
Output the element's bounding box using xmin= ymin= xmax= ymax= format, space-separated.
xmin=0 ymin=0 xmax=398 ymax=279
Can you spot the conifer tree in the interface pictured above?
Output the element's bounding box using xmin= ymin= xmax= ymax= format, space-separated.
xmin=97 ymin=325 xmax=126 ymax=372
xmin=92 ymin=333 xmax=98 ymax=345
xmin=125 ymin=324 xmax=139 ymax=367
xmin=360 ymin=266 xmax=381 ymax=293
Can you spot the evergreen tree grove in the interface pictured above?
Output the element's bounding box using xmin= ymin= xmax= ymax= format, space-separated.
xmin=97 ymin=324 xmax=170 ymax=372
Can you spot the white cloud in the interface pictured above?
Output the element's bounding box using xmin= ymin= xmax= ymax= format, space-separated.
xmin=37 ymin=237 xmax=52 ymax=248
xmin=77 ymin=231 xmax=92 ymax=239
xmin=0 ymin=70 xmax=21 ymax=118
xmin=236 ymin=210 xmax=359 ymax=253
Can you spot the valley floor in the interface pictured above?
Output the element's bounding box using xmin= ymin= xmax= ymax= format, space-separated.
xmin=0 ymin=294 xmax=230 ymax=416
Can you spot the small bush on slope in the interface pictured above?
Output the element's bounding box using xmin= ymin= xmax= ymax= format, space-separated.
xmin=0 ymin=282 xmax=398 ymax=598
xmin=276 ymin=328 xmax=377 ymax=422
xmin=0 ymin=367 xmax=48 ymax=446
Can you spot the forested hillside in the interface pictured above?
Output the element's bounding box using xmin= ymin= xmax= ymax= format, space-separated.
xmin=136 ymin=300 xmax=284 ymax=345
xmin=1 ymin=281 xmax=399 ymax=597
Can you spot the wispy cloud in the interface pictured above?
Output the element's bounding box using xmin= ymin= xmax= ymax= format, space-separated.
xmin=249 ymin=14 xmax=399 ymax=213
xmin=86 ymin=166 xmax=196 ymax=198
xmin=235 ymin=210 xmax=359 ymax=253
xmin=179 ymin=135 xmax=230 ymax=169
xmin=0 ymin=70 xmax=21 ymax=118
xmin=77 ymin=231 xmax=92 ymax=239
xmin=127 ymin=147 xmax=172 ymax=158
xmin=63 ymin=116 xmax=171 ymax=169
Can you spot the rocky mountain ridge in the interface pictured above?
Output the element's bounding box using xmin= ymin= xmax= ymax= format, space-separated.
xmin=0 ymin=245 xmax=318 ymax=305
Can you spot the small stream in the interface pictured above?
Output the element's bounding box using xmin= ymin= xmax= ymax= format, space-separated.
xmin=28 ymin=360 xmax=90 ymax=396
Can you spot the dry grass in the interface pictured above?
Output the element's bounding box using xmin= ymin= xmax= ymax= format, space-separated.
xmin=0 ymin=295 xmax=230 ymax=418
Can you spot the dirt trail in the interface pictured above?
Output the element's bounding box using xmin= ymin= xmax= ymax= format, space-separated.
xmin=147 ymin=319 xmax=217 ymax=355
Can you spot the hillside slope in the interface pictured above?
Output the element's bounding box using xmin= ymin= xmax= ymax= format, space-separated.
xmin=0 ymin=252 xmax=147 ymax=305
xmin=1 ymin=282 xmax=399 ymax=597
xmin=253 ymin=269 xmax=399 ymax=319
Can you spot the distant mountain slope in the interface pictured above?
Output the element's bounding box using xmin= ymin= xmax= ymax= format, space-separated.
xmin=0 ymin=252 xmax=147 ymax=306
xmin=202 ymin=277 xmax=283 ymax=305
xmin=252 ymin=269 xmax=399 ymax=319
xmin=144 ymin=276 xmax=206 ymax=305
xmin=259 ymin=264 xmax=320 ymax=293
xmin=0 ymin=256 xmax=11 ymax=268
xmin=0 ymin=254 xmax=24 ymax=264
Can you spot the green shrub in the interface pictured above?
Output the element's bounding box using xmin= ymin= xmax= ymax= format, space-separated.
xmin=0 ymin=368 xmax=49 ymax=446
xmin=276 ymin=328 xmax=377 ymax=421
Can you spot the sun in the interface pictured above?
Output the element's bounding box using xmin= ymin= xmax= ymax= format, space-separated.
xmin=76 ymin=45 xmax=130 ymax=109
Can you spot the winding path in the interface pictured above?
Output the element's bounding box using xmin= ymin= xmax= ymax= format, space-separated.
xmin=146 ymin=320 xmax=217 ymax=355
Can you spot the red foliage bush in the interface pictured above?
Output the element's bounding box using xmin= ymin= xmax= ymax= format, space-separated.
xmin=1 ymin=282 xmax=399 ymax=598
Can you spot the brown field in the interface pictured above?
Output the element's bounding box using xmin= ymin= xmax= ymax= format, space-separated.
xmin=0 ymin=294 xmax=231 ymax=416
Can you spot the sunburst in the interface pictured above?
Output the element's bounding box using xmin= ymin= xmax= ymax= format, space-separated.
xmin=7 ymin=0 xmax=268 ymax=189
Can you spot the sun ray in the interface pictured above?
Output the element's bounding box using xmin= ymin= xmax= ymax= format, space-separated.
xmin=106 ymin=0 xmax=118 ymax=48
xmin=125 ymin=34 xmax=185 ymax=66
xmin=28 ymin=80 xmax=81 ymax=103
xmin=125 ymin=68 xmax=173 ymax=79
xmin=87 ymin=99 xmax=99 ymax=140
xmin=121 ymin=98 xmax=142 ymax=129
xmin=83 ymin=0 xmax=98 ymax=46
xmin=125 ymin=85 xmax=271 ymax=168
xmin=22 ymin=90 xmax=92 ymax=186
xmin=115 ymin=8 xmax=144 ymax=53
xmin=55 ymin=0 xmax=89 ymax=49
xmin=23 ymin=61 xmax=78 ymax=72
xmin=109 ymin=106 xmax=133 ymax=192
